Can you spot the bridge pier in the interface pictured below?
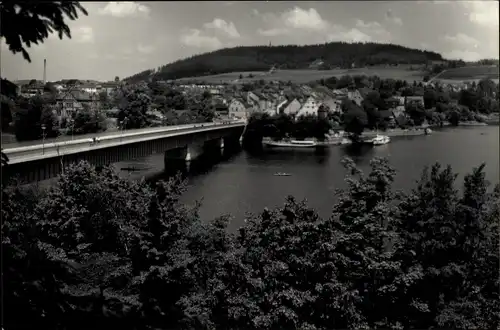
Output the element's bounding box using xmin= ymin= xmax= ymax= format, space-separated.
xmin=203 ymin=137 xmax=224 ymax=154
xmin=164 ymin=143 xmax=205 ymax=173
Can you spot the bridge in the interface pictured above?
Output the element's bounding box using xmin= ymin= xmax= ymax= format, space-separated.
xmin=2 ymin=121 xmax=246 ymax=183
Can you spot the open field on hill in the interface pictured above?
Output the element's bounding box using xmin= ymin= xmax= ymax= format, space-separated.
xmin=433 ymin=65 xmax=499 ymax=83
xmin=176 ymin=65 xmax=427 ymax=84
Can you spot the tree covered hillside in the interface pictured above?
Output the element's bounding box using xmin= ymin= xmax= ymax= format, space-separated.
xmin=125 ymin=42 xmax=444 ymax=82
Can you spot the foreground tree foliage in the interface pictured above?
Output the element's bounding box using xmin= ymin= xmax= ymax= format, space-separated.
xmin=0 ymin=2 xmax=88 ymax=62
xmin=2 ymin=159 xmax=499 ymax=329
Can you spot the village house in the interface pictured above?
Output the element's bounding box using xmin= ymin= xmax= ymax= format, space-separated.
xmin=322 ymin=97 xmax=342 ymax=114
xmin=385 ymin=97 xmax=401 ymax=109
xmin=101 ymin=82 xmax=120 ymax=96
xmin=278 ymin=98 xmax=302 ymax=115
xmin=385 ymin=96 xmax=406 ymax=113
xmin=309 ymin=59 xmax=325 ymax=69
xmin=300 ymin=85 xmax=313 ymax=95
xmin=391 ymin=107 xmax=406 ymax=119
xmin=379 ymin=109 xmax=396 ymax=128
xmin=55 ymin=90 xmax=100 ymax=120
xmin=296 ymin=96 xmax=323 ymax=117
xmin=405 ymin=96 xmax=425 ymax=108
xmin=247 ymin=91 xmax=274 ymax=112
xmin=211 ymin=99 xmax=229 ymax=117
xmin=79 ymin=83 xmax=99 ymax=94
xmin=347 ymin=89 xmax=364 ymax=106
xmin=228 ymin=98 xmax=253 ymax=119
xmin=19 ymin=82 xmax=44 ymax=98
xmin=332 ymin=88 xmax=349 ymax=98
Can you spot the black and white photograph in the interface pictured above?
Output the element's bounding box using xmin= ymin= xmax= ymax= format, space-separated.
xmin=1 ymin=1 xmax=499 ymax=329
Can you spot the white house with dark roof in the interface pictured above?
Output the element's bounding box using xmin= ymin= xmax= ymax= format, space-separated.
xmin=278 ymin=98 xmax=302 ymax=115
xmin=55 ymin=89 xmax=99 ymax=119
xmin=79 ymin=83 xmax=99 ymax=94
xmin=229 ymin=98 xmax=253 ymax=119
xmin=405 ymin=96 xmax=425 ymax=107
xmin=296 ymin=96 xmax=322 ymax=117
xmin=247 ymin=91 xmax=275 ymax=112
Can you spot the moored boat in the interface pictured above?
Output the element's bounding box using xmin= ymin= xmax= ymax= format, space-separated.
xmin=340 ymin=138 xmax=353 ymax=145
xmin=263 ymin=139 xmax=317 ymax=148
xmin=371 ymin=135 xmax=391 ymax=145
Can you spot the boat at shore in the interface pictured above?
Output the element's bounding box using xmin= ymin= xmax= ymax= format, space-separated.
xmin=340 ymin=138 xmax=353 ymax=145
xmin=370 ymin=135 xmax=391 ymax=145
xmin=263 ymin=139 xmax=317 ymax=148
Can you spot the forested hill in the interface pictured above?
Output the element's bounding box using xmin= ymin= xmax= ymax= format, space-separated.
xmin=124 ymin=42 xmax=444 ymax=83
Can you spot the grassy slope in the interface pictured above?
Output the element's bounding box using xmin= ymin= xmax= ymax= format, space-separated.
xmin=176 ymin=65 xmax=428 ymax=84
xmin=433 ymin=66 xmax=499 ymax=84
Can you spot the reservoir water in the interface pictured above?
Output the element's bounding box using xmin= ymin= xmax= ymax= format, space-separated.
xmin=116 ymin=125 xmax=499 ymax=232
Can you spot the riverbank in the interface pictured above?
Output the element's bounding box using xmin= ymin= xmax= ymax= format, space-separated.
xmin=361 ymin=120 xmax=493 ymax=138
xmin=361 ymin=128 xmax=430 ymax=138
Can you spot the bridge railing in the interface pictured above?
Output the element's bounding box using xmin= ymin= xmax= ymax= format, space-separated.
xmin=3 ymin=121 xmax=245 ymax=164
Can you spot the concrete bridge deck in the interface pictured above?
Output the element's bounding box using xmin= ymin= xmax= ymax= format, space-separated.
xmin=3 ymin=121 xmax=245 ymax=165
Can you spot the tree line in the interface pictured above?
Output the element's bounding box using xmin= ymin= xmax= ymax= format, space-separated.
xmin=1 ymin=81 xmax=220 ymax=142
xmin=124 ymin=42 xmax=444 ymax=82
xmin=2 ymin=157 xmax=498 ymax=329
xmin=243 ymin=112 xmax=332 ymax=146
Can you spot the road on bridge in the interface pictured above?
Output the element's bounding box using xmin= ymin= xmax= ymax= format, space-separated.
xmin=1 ymin=121 xmax=241 ymax=149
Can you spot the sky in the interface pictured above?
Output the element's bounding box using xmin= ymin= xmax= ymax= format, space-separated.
xmin=1 ymin=1 xmax=499 ymax=82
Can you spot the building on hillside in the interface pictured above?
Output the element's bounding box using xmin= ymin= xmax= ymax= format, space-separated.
xmin=300 ymin=85 xmax=313 ymax=95
xmin=20 ymin=82 xmax=44 ymax=98
xmin=296 ymin=96 xmax=322 ymax=117
xmin=212 ymin=99 xmax=229 ymax=116
xmin=347 ymin=89 xmax=364 ymax=106
xmin=320 ymin=97 xmax=342 ymax=114
xmin=80 ymin=83 xmax=98 ymax=94
xmin=379 ymin=110 xmax=396 ymax=127
xmin=278 ymin=98 xmax=302 ymax=115
xmin=391 ymin=107 xmax=405 ymax=119
xmin=247 ymin=91 xmax=274 ymax=111
xmin=101 ymin=82 xmax=120 ymax=96
xmin=405 ymin=96 xmax=425 ymax=107
xmin=313 ymin=85 xmax=336 ymax=99
xmin=385 ymin=97 xmax=400 ymax=109
xmin=208 ymin=87 xmax=222 ymax=96
xmin=228 ymin=98 xmax=253 ymax=119
xmin=332 ymin=88 xmax=349 ymax=98
xmin=55 ymin=90 xmax=99 ymax=119
xmin=392 ymin=96 xmax=405 ymax=106
xmin=358 ymin=87 xmax=375 ymax=102
xmin=309 ymin=59 xmax=325 ymax=69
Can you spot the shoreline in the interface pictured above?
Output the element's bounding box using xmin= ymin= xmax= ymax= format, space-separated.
xmin=261 ymin=122 xmax=495 ymax=145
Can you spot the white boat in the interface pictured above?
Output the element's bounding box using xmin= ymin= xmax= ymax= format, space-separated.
xmin=263 ymin=139 xmax=317 ymax=148
xmin=371 ymin=135 xmax=391 ymax=145
xmin=340 ymin=138 xmax=353 ymax=145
